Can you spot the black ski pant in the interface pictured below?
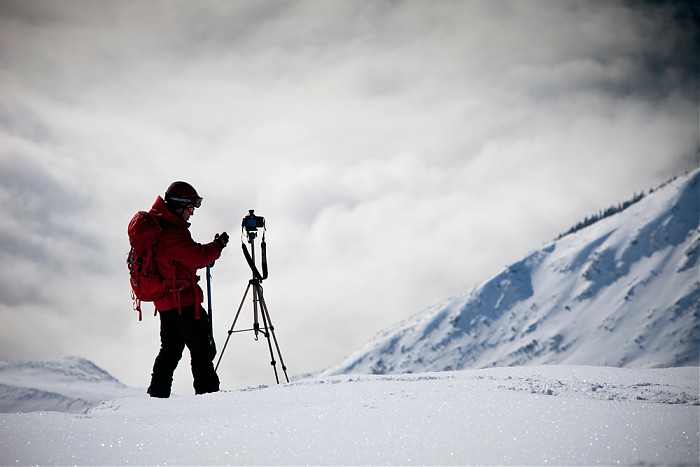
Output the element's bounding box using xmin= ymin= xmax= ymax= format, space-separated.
xmin=148 ymin=305 xmax=219 ymax=397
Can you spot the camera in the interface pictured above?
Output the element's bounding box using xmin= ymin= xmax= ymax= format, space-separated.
xmin=242 ymin=209 xmax=265 ymax=231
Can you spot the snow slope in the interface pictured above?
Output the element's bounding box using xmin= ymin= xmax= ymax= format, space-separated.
xmin=324 ymin=170 xmax=700 ymax=376
xmin=0 ymin=365 xmax=697 ymax=465
xmin=0 ymin=356 xmax=142 ymax=413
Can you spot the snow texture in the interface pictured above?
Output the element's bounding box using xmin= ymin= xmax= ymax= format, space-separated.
xmin=0 ymin=363 xmax=697 ymax=465
xmin=324 ymin=169 xmax=700 ymax=376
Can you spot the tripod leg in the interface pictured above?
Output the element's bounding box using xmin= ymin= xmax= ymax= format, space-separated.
xmin=256 ymin=286 xmax=290 ymax=383
xmin=258 ymin=302 xmax=280 ymax=384
xmin=215 ymin=282 xmax=251 ymax=372
xmin=264 ymin=307 xmax=290 ymax=383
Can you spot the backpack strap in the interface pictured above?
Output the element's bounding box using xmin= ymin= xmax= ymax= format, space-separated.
xmin=169 ymin=264 xmax=183 ymax=316
xmin=131 ymin=290 xmax=143 ymax=321
xmin=194 ymin=282 xmax=202 ymax=320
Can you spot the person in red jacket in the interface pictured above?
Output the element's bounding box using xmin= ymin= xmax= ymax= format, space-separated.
xmin=147 ymin=181 xmax=229 ymax=398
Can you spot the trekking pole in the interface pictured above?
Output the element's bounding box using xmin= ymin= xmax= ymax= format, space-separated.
xmin=206 ymin=264 xmax=216 ymax=355
xmin=206 ymin=265 xmax=213 ymax=321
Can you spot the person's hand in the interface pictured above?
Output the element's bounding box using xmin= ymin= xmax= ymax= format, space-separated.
xmin=215 ymin=232 xmax=229 ymax=248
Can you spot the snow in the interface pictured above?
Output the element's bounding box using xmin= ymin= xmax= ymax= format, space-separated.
xmin=0 ymin=356 xmax=141 ymax=414
xmin=1 ymin=172 xmax=698 ymax=465
xmin=0 ymin=363 xmax=698 ymax=466
xmin=325 ymin=169 xmax=700 ymax=376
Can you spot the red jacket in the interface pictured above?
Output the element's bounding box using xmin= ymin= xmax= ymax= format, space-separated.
xmin=148 ymin=196 xmax=223 ymax=316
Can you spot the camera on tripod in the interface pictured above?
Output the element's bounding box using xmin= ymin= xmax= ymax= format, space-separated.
xmin=216 ymin=208 xmax=288 ymax=384
xmin=242 ymin=210 xmax=265 ymax=232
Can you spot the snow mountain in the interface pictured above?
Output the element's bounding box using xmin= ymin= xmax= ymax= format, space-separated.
xmin=325 ymin=169 xmax=700 ymax=376
xmin=0 ymin=355 xmax=142 ymax=413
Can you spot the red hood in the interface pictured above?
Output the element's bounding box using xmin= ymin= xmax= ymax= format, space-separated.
xmin=149 ymin=196 xmax=190 ymax=228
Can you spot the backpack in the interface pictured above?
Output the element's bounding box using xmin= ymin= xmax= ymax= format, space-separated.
xmin=127 ymin=211 xmax=165 ymax=320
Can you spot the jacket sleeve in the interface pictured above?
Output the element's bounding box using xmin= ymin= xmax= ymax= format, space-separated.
xmin=160 ymin=227 xmax=223 ymax=271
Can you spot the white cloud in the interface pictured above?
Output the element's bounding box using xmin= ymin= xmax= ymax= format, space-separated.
xmin=0 ymin=0 xmax=697 ymax=394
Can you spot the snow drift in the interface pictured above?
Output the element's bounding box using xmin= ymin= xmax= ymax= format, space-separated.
xmin=325 ymin=170 xmax=700 ymax=376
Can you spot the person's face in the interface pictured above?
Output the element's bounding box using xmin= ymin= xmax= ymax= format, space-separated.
xmin=180 ymin=205 xmax=194 ymax=221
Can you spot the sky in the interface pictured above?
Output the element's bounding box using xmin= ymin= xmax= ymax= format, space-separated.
xmin=0 ymin=0 xmax=698 ymax=395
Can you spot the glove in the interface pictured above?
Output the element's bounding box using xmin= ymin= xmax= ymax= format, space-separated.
xmin=214 ymin=232 xmax=229 ymax=248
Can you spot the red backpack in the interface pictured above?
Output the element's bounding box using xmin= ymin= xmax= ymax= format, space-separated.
xmin=127 ymin=211 xmax=165 ymax=320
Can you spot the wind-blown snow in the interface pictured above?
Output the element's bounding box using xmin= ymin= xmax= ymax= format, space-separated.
xmin=0 ymin=364 xmax=697 ymax=465
xmin=324 ymin=170 xmax=700 ymax=376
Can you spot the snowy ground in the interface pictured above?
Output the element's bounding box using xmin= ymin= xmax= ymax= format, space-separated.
xmin=1 ymin=365 xmax=697 ymax=466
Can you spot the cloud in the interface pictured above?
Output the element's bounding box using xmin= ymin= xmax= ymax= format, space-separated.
xmin=0 ymin=0 xmax=697 ymax=394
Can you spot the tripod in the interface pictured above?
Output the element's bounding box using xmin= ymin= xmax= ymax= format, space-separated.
xmin=215 ymin=219 xmax=289 ymax=384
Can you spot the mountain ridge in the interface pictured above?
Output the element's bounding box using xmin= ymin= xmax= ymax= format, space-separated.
xmin=0 ymin=355 xmax=142 ymax=413
xmin=324 ymin=169 xmax=700 ymax=376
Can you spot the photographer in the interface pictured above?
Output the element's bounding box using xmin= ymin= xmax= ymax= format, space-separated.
xmin=146 ymin=181 xmax=229 ymax=398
